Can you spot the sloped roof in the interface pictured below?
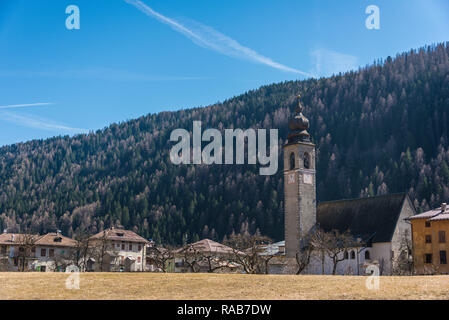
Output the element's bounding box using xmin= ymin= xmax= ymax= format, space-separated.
xmin=259 ymin=241 xmax=285 ymax=256
xmin=409 ymin=205 xmax=449 ymax=221
xmin=317 ymin=193 xmax=409 ymax=243
xmin=0 ymin=232 xmax=76 ymax=247
xmin=35 ymin=233 xmax=76 ymax=247
xmin=90 ymin=228 xmax=148 ymax=243
xmin=0 ymin=233 xmax=38 ymax=245
xmin=175 ymin=239 xmax=236 ymax=255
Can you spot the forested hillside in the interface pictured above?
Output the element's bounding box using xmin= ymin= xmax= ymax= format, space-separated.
xmin=0 ymin=43 xmax=448 ymax=245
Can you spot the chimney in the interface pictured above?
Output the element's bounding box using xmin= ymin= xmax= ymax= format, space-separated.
xmin=442 ymin=203 xmax=447 ymax=212
xmin=2 ymin=229 xmax=7 ymax=234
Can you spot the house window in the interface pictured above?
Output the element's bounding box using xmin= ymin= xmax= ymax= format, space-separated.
xmin=440 ymin=251 xmax=447 ymax=265
xmin=49 ymin=249 xmax=54 ymax=257
xmin=13 ymin=258 xmax=18 ymax=266
xmin=344 ymin=251 xmax=348 ymax=260
xmin=350 ymin=251 xmax=355 ymax=259
xmin=0 ymin=245 xmax=6 ymax=254
xmin=425 ymin=221 xmax=431 ymax=228
xmin=121 ymin=243 xmax=125 ymax=250
xmin=425 ymin=235 xmax=432 ymax=243
xmin=138 ymin=245 xmax=142 ymax=251
xmin=424 ymin=253 xmax=432 ymax=264
xmin=365 ymin=251 xmax=370 ymax=260
xmin=439 ymin=231 xmax=446 ymax=243
xmin=41 ymin=249 xmax=46 ymax=257
xmin=129 ymin=244 xmax=133 ymax=251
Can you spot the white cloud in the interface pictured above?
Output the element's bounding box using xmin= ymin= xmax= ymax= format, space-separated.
xmin=0 ymin=111 xmax=88 ymax=134
xmin=0 ymin=102 xmax=53 ymax=109
xmin=310 ymin=49 xmax=359 ymax=77
xmin=124 ymin=0 xmax=311 ymax=77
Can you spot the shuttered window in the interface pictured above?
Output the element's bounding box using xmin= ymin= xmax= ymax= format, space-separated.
xmin=439 ymin=231 xmax=446 ymax=243
xmin=440 ymin=251 xmax=447 ymax=265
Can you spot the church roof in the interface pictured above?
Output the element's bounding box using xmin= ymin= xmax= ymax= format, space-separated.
xmin=317 ymin=193 xmax=409 ymax=243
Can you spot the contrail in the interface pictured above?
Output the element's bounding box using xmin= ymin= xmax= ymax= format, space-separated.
xmin=0 ymin=111 xmax=88 ymax=133
xmin=0 ymin=102 xmax=53 ymax=109
xmin=124 ymin=0 xmax=311 ymax=76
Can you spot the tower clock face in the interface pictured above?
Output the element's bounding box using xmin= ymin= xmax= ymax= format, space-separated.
xmin=303 ymin=173 xmax=313 ymax=185
xmin=288 ymin=173 xmax=295 ymax=184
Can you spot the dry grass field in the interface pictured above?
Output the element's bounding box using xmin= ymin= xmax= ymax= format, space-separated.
xmin=0 ymin=272 xmax=449 ymax=300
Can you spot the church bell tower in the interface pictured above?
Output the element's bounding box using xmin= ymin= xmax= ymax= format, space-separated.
xmin=283 ymin=95 xmax=316 ymax=258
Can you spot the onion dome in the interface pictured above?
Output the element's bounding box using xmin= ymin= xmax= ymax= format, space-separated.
xmin=288 ymin=95 xmax=310 ymax=143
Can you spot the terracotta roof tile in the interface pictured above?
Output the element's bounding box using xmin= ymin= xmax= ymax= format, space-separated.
xmin=90 ymin=228 xmax=148 ymax=243
xmin=0 ymin=233 xmax=39 ymax=245
xmin=175 ymin=239 xmax=238 ymax=254
xmin=35 ymin=233 xmax=76 ymax=247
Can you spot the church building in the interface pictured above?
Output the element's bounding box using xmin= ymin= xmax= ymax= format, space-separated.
xmin=282 ymin=96 xmax=415 ymax=275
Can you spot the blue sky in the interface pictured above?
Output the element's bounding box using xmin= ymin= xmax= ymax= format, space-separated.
xmin=0 ymin=0 xmax=448 ymax=146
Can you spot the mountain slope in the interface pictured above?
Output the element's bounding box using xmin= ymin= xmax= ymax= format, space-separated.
xmin=0 ymin=43 xmax=448 ymax=245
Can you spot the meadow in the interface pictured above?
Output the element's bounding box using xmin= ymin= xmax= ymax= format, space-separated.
xmin=0 ymin=273 xmax=448 ymax=300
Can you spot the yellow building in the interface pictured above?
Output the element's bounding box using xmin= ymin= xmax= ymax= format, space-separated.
xmin=409 ymin=203 xmax=449 ymax=274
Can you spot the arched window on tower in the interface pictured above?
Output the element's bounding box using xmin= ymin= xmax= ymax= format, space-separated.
xmin=303 ymin=152 xmax=311 ymax=169
xmin=365 ymin=250 xmax=370 ymax=260
xmin=350 ymin=250 xmax=356 ymax=260
xmin=290 ymin=152 xmax=295 ymax=170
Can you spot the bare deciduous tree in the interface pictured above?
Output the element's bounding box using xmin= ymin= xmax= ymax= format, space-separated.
xmin=71 ymin=231 xmax=95 ymax=271
xmin=392 ymin=230 xmax=414 ymax=275
xmin=295 ymin=236 xmax=314 ymax=275
xmin=177 ymin=243 xmax=204 ymax=273
xmin=225 ymin=233 xmax=273 ymax=274
xmin=311 ymin=228 xmax=357 ymax=275
xmin=16 ymin=233 xmax=37 ymax=272
xmin=91 ymin=230 xmax=118 ymax=272
xmin=52 ymin=249 xmax=72 ymax=271
xmin=146 ymin=246 xmax=174 ymax=272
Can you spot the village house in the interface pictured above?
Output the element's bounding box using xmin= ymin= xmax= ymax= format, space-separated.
xmin=88 ymin=227 xmax=148 ymax=272
xmin=0 ymin=233 xmax=37 ymax=271
xmin=173 ymin=239 xmax=240 ymax=273
xmin=0 ymin=231 xmax=76 ymax=272
xmin=33 ymin=232 xmax=77 ymax=272
xmin=0 ymin=227 xmax=150 ymax=272
xmin=409 ymin=203 xmax=449 ymax=274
